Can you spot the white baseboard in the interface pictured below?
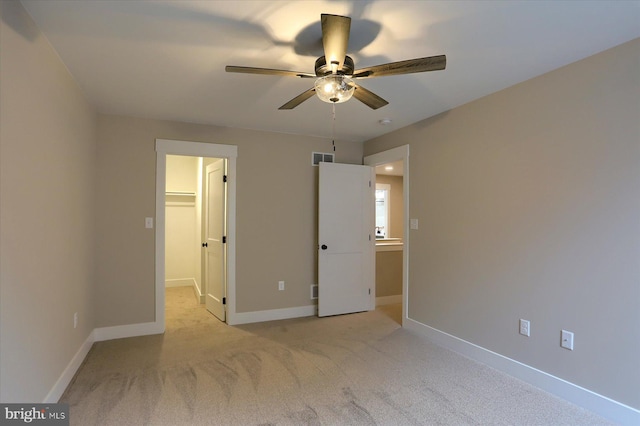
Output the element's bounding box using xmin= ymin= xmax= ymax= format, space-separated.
xmin=45 ymin=322 xmax=164 ymax=402
xmin=166 ymin=278 xmax=204 ymax=303
xmin=165 ymin=278 xmax=195 ymax=288
xmin=192 ymin=280 xmax=205 ymax=304
xmin=93 ymin=321 xmax=164 ymax=342
xmin=45 ymin=304 xmax=313 ymax=402
xmin=404 ymin=317 xmax=640 ymax=425
xmin=229 ymin=304 xmax=316 ymax=326
xmin=376 ymin=294 xmax=402 ymax=306
xmin=44 ymin=330 xmax=95 ymax=403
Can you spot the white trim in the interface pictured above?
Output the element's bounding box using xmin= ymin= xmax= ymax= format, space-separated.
xmin=376 ymin=295 xmax=402 ymax=306
xmin=156 ymin=139 xmax=238 ymax=158
xmin=193 ymin=278 xmax=205 ymax=304
xmin=229 ymin=305 xmax=316 ymax=326
xmin=155 ymin=152 xmax=167 ymax=332
xmin=364 ymin=145 xmax=410 ymax=327
xmin=43 ymin=331 xmax=95 ymax=403
xmin=155 ymin=139 xmax=238 ymax=327
xmin=166 ymin=278 xmax=204 ymax=303
xmin=404 ymin=318 xmax=640 ymax=425
xmin=93 ymin=322 xmax=163 ymax=342
xmin=165 ymin=278 xmax=195 ymax=288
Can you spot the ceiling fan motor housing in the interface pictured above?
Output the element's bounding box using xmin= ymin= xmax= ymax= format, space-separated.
xmin=315 ymin=55 xmax=355 ymax=76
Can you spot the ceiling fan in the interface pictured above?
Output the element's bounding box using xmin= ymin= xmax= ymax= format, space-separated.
xmin=225 ymin=14 xmax=446 ymax=110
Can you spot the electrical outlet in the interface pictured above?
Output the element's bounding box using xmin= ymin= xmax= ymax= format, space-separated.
xmin=74 ymin=312 xmax=78 ymax=329
xmin=278 ymin=281 xmax=285 ymax=291
xmin=561 ymin=330 xmax=574 ymax=350
xmin=519 ymin=319 xmax=530 ymax=337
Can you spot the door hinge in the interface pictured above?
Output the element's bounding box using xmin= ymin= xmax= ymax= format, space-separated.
xmin=369 ymin=234 xmax=371 ymax=241
xmin=223 ymin=175 xmax=228 ymax=183
xmin=368 ymin=288 xmax=371 ymax=295
xmin=222 ymin=236 xmax=227 ymax=244
xmin=369 ymin=180 xmax=371 ymax=187
xmin=222 ymin=297 xmax=226 ymax=305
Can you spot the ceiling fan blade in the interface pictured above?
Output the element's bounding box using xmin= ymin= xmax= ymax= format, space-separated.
xmin=353 ymin=83 xmax=389 ymax=110
xmin=321 ymin=14 xmax=351 ymax=71
xmin=226 ymin=65 xmax=315 ymax=78
xmin=353 ymin=55 xmax=446 ymax=79
xmin=279 ymin=88 xmax=317 ymax=110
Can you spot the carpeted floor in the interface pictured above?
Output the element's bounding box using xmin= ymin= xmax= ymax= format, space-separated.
xmin=60 ymin=287 xmax=610 ymax=425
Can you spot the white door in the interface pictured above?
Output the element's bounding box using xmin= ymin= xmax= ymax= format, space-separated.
xmin=318 ymin=162 xmax=375 ymax=317
xmin=205 ymin=159 xmax=226 ymax=321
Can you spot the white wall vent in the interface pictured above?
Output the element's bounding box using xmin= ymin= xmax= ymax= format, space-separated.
xmin=310 ymin=284 xmax=318 ymax=299
xmin=312 ymin=152 xmax=334 ymax=166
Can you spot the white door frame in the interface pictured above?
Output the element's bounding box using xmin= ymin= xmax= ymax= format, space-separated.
xmin=155 ymin=139 xmax=238 ymax=330
xmin=364 ymin=145 xmax=409 ymax=325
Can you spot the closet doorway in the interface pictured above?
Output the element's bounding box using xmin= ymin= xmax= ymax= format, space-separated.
xmin=155 ymin=139 xmax=238 ymax=330
xmin=165 ymin=155 xmax=227 ymax=322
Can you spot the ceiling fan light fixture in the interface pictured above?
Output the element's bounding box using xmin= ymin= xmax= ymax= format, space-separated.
xmin=314 ymin=75 xmax=355 ymax=104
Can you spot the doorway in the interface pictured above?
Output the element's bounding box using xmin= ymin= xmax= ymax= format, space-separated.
xmin=164 ymin=155 xmax=227 ymax=322
xmin=155 ymin=139 xmax=238 ymax=331
xmin=364 ymin=145 xmax=409 ymax=325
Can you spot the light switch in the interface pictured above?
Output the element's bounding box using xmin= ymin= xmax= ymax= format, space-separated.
xmin=410 ymin=219 xmax=419 ymax=230
xmin=145 ymin=217 xmax=154 ymax=229
xmin=561 ymin=330 xmax=574 ymax=350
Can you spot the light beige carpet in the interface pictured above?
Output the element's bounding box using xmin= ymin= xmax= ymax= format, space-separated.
xmin=61 ymin=287 xmax=610 ymax=425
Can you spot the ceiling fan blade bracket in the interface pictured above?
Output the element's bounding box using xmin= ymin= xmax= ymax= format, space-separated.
xmin=315 ymin=56 xmax=354 ymax=77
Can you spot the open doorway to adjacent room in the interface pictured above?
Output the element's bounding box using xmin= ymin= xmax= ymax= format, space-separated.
xmin=364 ymin=145 xmax=409 ymax=326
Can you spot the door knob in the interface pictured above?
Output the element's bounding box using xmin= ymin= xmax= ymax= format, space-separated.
xmin=202 ymin=242 xmax=208 ymax=247
xmin=321 ymin=244 xmax=328 ymax=250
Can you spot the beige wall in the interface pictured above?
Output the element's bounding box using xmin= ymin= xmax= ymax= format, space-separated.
xmin=95 ymin=114 xmax=363 ymax=326
xmin=0 ymin=1 xmax=98 ymax=402
xmin=364 ymin=39 xmax=640 ymax=409
xmin=375 ymin=175 xmax=403 ymax=239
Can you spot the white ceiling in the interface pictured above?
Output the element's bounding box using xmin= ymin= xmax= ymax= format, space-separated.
xmin=20 ymin=1 xmax=640 ymax=143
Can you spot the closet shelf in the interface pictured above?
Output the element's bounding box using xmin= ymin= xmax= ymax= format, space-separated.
xmin=165 ymin=191 xmax=196 ymax=207
xmin=165 ymin=191 xmax=196 ymax=197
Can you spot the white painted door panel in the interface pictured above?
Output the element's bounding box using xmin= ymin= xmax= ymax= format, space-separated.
xmin=318 ymin=162 xmax=374 ymax=317
xmin=205 ymin=159 xmax=226 ymax=321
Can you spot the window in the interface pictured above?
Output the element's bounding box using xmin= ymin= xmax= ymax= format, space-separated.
xmin=375 ymin=183 xmax=390 ymax=238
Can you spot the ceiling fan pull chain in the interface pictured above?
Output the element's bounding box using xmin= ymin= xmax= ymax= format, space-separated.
xmin=332 ymin=103 xmax=336 ymax=152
